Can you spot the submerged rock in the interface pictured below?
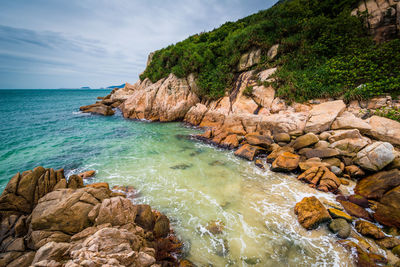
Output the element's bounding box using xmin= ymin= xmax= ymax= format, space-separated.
xmin=206 ymin=220 xmax=225 ymax=235
xmin=170 ymin=164 xmax=193 ymax=170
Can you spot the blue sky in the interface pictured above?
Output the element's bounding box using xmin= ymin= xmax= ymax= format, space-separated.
xmin=0 ymin=0 xmax=277 ymax=89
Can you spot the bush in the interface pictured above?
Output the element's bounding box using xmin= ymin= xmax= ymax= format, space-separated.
xmin=373 ymin=106 xmax=400 ymax=122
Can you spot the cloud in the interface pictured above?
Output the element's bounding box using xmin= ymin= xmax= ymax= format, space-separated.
xmin=0 ymin=0 xmax=276 ymax=89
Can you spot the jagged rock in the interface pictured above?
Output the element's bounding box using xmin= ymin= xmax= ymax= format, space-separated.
xmin=355 ymin=220 xmax=385 ymax=239
xmin=329 ymin=218 xmax=351 ymax=239
xmin=29 ymin=230 xmax=71 ymax=249
xmin=135 ymin=204 xmax=155 ymax=231
xmin=297 ymin=166 xmax=341 ymax=193
xmin=294 ymin=196 xmax=331 ymax=230
xmin=154 ymin=214 xmax=170 ymax=238
xmin=184 ymin=103 xmax=208 ymax=126
xmin=67 ymin=175 xmax=84 ymax=189
xmin=86 ymin=182 xmax=110 ymax=190
xmin=356 ymin=142 xmax=395 ymax=171
xmin=355 ymin=169 xmax=400 ymax=200
xmin=255 ymin=159 xmax=265 ymax=169
xmin=0 ymin=251 xmax=35 ymax=267
xmin=303 ymin=148 xmax=340 ymax=159
xmin=258 ymin=67 xmax=277 ymax=82
xmin=266 ymin=145 xmax=294 ymax=163
xmin=221 ymin=134 xmax=239 ymax=149
xmin=244 ymin=133 xmax=273 ymax=148
xmin=94 ymin=197 xmax=137 ymax=226
xmin=331 ymin=111 xmax=372 ymax=133
xmin=338 ymin=200 xmax=372 ymax=221
xmin=374 ymin=185 xmax=400 ymax=228
xmin=338 ymin=240 xmax=387 ymax=267
xmin=328 ymin=208 xmax=352 ymax=222
xmin=368 ymin=115 xmax=400 ymax=146
xmin=238 ymin=49 xmax=261 ymax=71
xmin=271 ymin=152 xmax=300 ymax=172
xmin=0 ymin=167 xmax=65 ymax=218
xmin=292 ymin=133 xmax=319 ymax=150
xmin=305 ymin=100 xmax=346 ymax=133
xmin=344 ymin=165 xmax=365 ymax=179
xmin=234 ymin=144 xmax=265 ymax=161
xmin=267 ymin=44 xmax=279 ymax=60
xmin=31 ymin=242 xmax=71 ymax=265
xmin=80 ymin=103 xmax=115 ymax=116
xmin=78 ymin=170 xmax=96 ymax=179
xmin=299 ymin=160 xmax=330 ymax=172
xmin=31 ymin=187 xmax=110 ymax=235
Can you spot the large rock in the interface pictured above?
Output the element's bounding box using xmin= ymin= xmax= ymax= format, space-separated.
xmin=374 ymin=185 xmax=400 ymax=228
xmin=355 ymin=169 xmax=400 ymax=200
xmin=184 ymin=103 xmax=208 ymax=126
xmin=238 ymin=49 xmax=261 ymax=71
xmin=330 ymin=138 xmax=370 ymax=157
xmin=305 ymin=100 xmax=346 ymax=133
xmin=31 ymin=187 xmax=111 ymax=235
xmin=355 ymin=220 xmax=385 ymax=239
xmin=135 ymin=204 xmax=155 ymax=231
xmin=266 ymin=145 xmax=294 ymax=163
xmin=292 ymin=133 xmax=319 ymax=150
xmin=80 ymin=103 xmax=115 ymax=116
xmin=368 ymin=115 xmax=400 ymax=146
xmin=303 ymin=148 xmax=340 ymax=159
xmin=294 ymin=197 xmax=331 ymax=230
xmin=0 ymin=167 xmax=65 ymax=219
xmin=331 ymin=111 xmax=372 ymax=133
xmin=297 ymin=166 xmax=341 ymax=193
xmin=356 ymin=142 xmax=395 ymax=171
xmin=338 ymin=200 xmax=372 ymax=221
xmin=221 ymin=134 xmax=239 ymax=149
xmin=328 ymin=218 xmax=351 ymax=239
xmin=244 ymin=133 xmax=273 ymax=148
xmin=234 ymin=144 xmax=265 ymax=161
xmin=94 ymin=197 xmax=137 ymax=226
xmin=271 ymin=152 xmax=300 ymax=172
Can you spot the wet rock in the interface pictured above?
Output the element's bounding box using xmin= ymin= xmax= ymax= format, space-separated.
xmin=221 ymin=134 xmax=239 ymax=149
xmin=244 ymin=133 xmax=273 ymax=149
xmin=329 ymin=218 xmax=351 ymax=239
xmin=368 ymin=115 xmax=400 ymax=146
xmin=86 ymin=182 xmax=110 ymax=190
xmin=338 ymin=240 xmax=387 ymax=267
xmin=297 ymin=166 xmax=341 ymax=193
xmin=376 ymin=237 xmax=400 ymax=249
xmin=348 ymin=195 xmax=369 ymax=209
xmin=305 ymin=100 xmax=346 ymax=133
xmin=255 ymin=159 xmax=264 ymax=170
xmin=356 ymin=142 xmax=395 ymax=171
xmin=179 ymin=259 xmax=196 ymax=267
xmin=112 ymin=185 xmax=137 ymax=199
xmin=170 ymin=164 xmax=192 ymax=170
xmin=294 ymin=196 xmax=331 ymax=230
xmin=338 ymin=200 xmax=372 ymax=221
xmin=374 ymin=185 xmax=400 ymax=228
xmin=292 ymin=133 xmax=319 ymax=150
xmin=393 ymin=245 xmax=400 ymax=257
xmin=303 ymin=148 xmax=340 ymax=159
xmin=206 ymin=220 xmax=225 ymax=235
xmin=328 ymin=208 xmax=352 ymax=222
xmin=355 ymin=220 xmax=385 ymax=239
xmin=78 ymin=170 xmax=96 ymax=179
xmin=355 ymin=169 xmax=400 ymax=200
xmin=80 ymin=103 xmax=115 ymax=116
xmin=154 ymin=214 xmax=170 ymax=238
xmin=266 ymin=145 xmax=294 ymax=163
xmin=209 ymin=160 xmax=226 ymax=167
xmin=67 ymin=174 xmax=84 ymax=189
xmin=344 ymin=165 xmax=365 ymax=179
xmin=135 ymin=204 xmax=155 ymax=231
xmin=234 ymin=144 xmax=265 ymax=161
xmin=271 ymin=152 xmax=300 ymax=172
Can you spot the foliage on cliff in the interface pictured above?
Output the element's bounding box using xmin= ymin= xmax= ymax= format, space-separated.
xmin=140 ymin=0 xmax=400 ymax=101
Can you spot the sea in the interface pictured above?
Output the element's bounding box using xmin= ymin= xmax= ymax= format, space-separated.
xmin=0 ymin=89 xmax=354 ymax=266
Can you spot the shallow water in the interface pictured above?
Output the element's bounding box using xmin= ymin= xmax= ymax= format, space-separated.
xmin=0 ymin=89 xmax=354 ymax=266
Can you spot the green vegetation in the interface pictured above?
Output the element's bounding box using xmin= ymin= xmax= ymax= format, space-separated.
xmin=243 ymin=86 xmax=254 ymax=98
xmin=373 ymin=106 xmax=400 ymax=122
xmin=140 ymin=0 xmax=400 ymax=101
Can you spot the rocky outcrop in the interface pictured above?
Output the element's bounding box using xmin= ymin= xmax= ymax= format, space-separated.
xmin=79 ymin=103 xmax=115 ymax=116
xmin=304 ymin=100 xmax=346 ymax=133
xmin=297 ymin=166 xmax=341 ymax=193
xmin=368 ymin=115 xmax=400 ymax=146
xmin=238 ymin=49 xmax=261 ymax=71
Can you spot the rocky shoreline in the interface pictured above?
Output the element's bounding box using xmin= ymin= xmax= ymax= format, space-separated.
xmin=0 ymin=167 xmax=188 ymax=266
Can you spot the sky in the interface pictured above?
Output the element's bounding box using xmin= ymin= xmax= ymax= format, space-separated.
xmin=0 ymin=0 xmax=277 ymax=89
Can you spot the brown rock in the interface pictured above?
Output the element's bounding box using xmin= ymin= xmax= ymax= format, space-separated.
xmin=234 ymin=144 xmax=265 ymax=161
xmin=95 ymin=197 xmax=137 ymax=226
xmin=154 ymin=214 xmax=170 ymax=238
xmin=297 ymin=166 xmax=341 ymax=193
xmin=348 ymin=195 xmax=369 ymax=209
xmin=78 ymin=170 xmax=96 ymax=179
xmin=344 ymin=165 xmax=365 ymax=179
xmin=206 ymin=220 xmax=225 ymax=235
xmin=328 ymin=208 xmax=352 ymax=222
xmin=338 ymin=200 xmax=372 ymax=221
xmin=184 ymin=103 xmax=208 ymax=126
xmin=266 ymin=145 xmax=294 ymax=163
xmin=255 ymin=159 xmax=264 ymax=169
xmin=355 ymin=220 xmax=385 ymax=239
xmin=273 ymin=133 xmax=291 ymax=143
xmin=67 ymin=175 xmax=83 ymax=189
xmin=374 ymin=186 xmax=400 ymax=228
xmin=135 ymin=204 xmax=155 ymax=231
xmin=221 ymin=134 xmax=239 ymax=149
xmin=376 ymin=237 xmax=400 ymax=249
xmin=244 ymin=133 xmax=273 ymax=149
xmin=338 ymin=240 xmax=387 ymax=267
xmin=292 ymin=133 xmax=319 ymax=150
xmin=294 ymin=196 xmax=331 ymax=230
xmin=80 ymin=103 xmax=115 ymax=116
xmin=303 ymin=148 xmax=340 ymax=159
xmin=86 ymin=182 xmax=110 ymax=190
xmin=355 ymin=169 xmax=400 ymax=200
xmin=271 ymin=152 xmax=300 ymax=172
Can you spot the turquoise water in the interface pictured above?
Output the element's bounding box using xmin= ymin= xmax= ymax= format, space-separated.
xmin=0 ymin=89 xmax=354 ymax=266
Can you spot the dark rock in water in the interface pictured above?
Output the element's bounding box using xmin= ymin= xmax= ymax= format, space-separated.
xmin=375 ymin=237 xmax=400 ymax=249
xmin=206 ymin=220 xmax=225 ymax=235
xmin=338 ymin=200 xmax=372 ymax=221
xmin=175 ymin=134 xmax=192 ymax=141
xmin=348 ymin=194 xmax=369 ymax=209
xmin=338 ymin=240 xmax=387 ymax=266
xmin=170 ymin=164 xmax=192 ymax=170
xmin=214 ymin=238 xmax=229 ymax=257
xmin=355 ymin=220 xmax=385 ymax=239
xmin=154 ymin=214 xmax=170 ymax=238
xmin=189 ymin=149 xmax=204 ymax=157
xmin=294 ymin=196 xmax=331 ymax=230
xmin=209 ymin=160 xmax=226 ymax=167
xmin=179 ymin=259 xmax=196 ymax=267
xmin=328 ymin=218 xmax=351 ymax=239
xmin=79 ymin=103 xmax=114 ymax=116
xmin=135 ymin=204 xmax=155 ymax=231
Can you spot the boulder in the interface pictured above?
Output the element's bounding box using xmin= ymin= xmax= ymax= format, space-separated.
xmin=355 ymin=220 xmax=385 ymax=239
xmin=305 ymin=100 xmax=346 ymax=133
xmin=267 ymin=44 xmax=279 ymax=60
xmin=244 ymin=133 xmax=273 ymax=148
xmin=374 ymin=186 xmax=400 ymax=228
xmin=338 ymin=200 xmax=372 ymax=221
xmin=375 ymin=237 xmax=400 ymax=249
xmin=355 ymin=169 xmax=400 ymax=200
xmin=344 ymin=165 xmax=365 ymax=179
xmin=221 ymin=134 xmax=239 ymax=149
xmin=154 ymin=214 xmax=170 ymax=238
xmin=0 ymin=252 xmax=35 ymax=267
xmin=356 ymin=142 xmax=395 ymax=171
xmin=67 ymin=175 xmax=84 ymax=189
xmin=294 ymin=196 xmax=331 ymax=230
xmin=31 ymin=187 xmax=110 ymax=235
xmin=86 ymin=182 xmax=110 ymax=190
xmin=80 ymin=103 xmax=115 ymax=116
xmin=94 ymin=197 xmax=137 ymax=226
xmin=297 ymin=166 xmax=341 ymax=193
xmin=271 ymin=152 xmax=300 ymax=172
xmin=303 ymin=148 xmax=340 ymax=159
xmin=266 ymin=145 xmax=294 ymax=163
xmin=31 ymin=242 xmax=71 ymax=265
xmin=252 ymin=85 xmax=275 ymax=109
xmin=331 ymin=111 xmax=372 ymax=133
xmin=238 ymin=49 xmax=261 ymax=71
xmin=330 ymin=138 xmax=370 ymax=157
xmin=184 ymin=103 xmax=208 ymax=126
xmin=273 ymin=133 xmax=291 ymax=143
xmin=292 ymin=133 xmax=319 ymax=150
xmin=328 ymin=208 xmax=352 ymax=222
xmin=78 ymin=170 xmax=96 ymax=179
xmin=348 ymin=195 xmax=369 ymax=209
xmin=234 ymin=144 xmax=265 ymax=161
xmin=338 ymin=240 xmax=387 ymax=267
xmin=135 ymin=204 xmax=155 ymax=231
xmin=368 ymin=115 xmax=400 ymax=146
xmin=328 ymin=218 xmax=351 ymax=239
xmin=327 ymin=129 xmax=364 ymax=143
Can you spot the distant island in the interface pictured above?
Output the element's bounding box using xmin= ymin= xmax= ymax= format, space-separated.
xmin=106 ymin=83 xmax=125 ymax=89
